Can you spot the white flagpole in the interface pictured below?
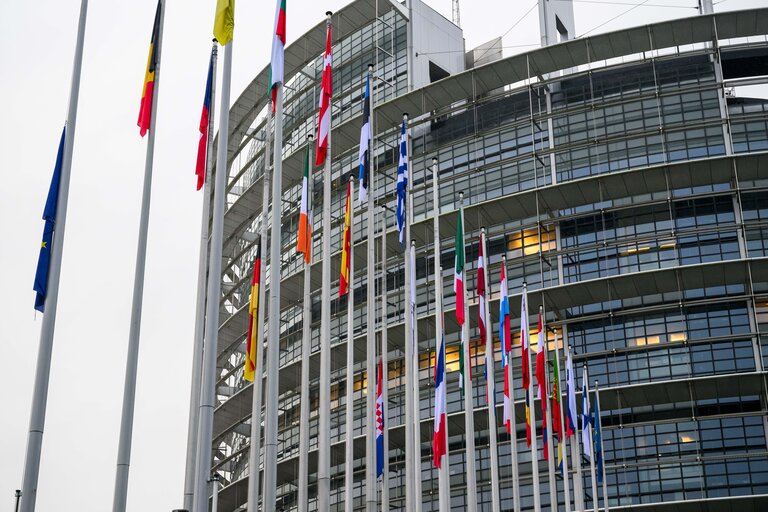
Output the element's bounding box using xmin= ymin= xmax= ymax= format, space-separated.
xmin=403 ymin=123 xmax=415 ymax=512
xmin=183 ymin=40 xmax=218 ymax=512
xmin=20 ymin=2 xmax=87 ymax=511
xmin=380 ymin=206 xmax=390 ymax=512
xmin=501 ymin=257 xmax=521 ymax=512
xmin=458 ymin=193 xmax=478 ymax=512
xmin=584 ymin=367 xmax=598 ymax=512
xmin=317 ymin=12 xmax=333 ymax=511
xmin=365 ymin=63 xmax=378 ymax=512
xmin=247 ymin=102 xmax=273 ymax=512
xmin=298 ymin=135 xmax=314 ymax=512
xmin=523 ymin=285 xmax=542 ymax=512
xmin=480 ymin=228 xmax=501 ymax=512
xmin=432 ymin=158 xmax=451 ymax=511
xmin=553 ymin=329 xmax=572 ymax=512
xmin=566 ymin=344 xmax=585 ymax=512
xmin=541 ymin=309 xmax=557 ymax=511
xmin=595 ymin=382 xmax=609 ymax=512
xmin=113 ymin=2 xmax=165 ymax=510
xmin=345 ymin=175 xmax=356 ymax=512
xmin=193 ymin=36 xmax=232 ymax=512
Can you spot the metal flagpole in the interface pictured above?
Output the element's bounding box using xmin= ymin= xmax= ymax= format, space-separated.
xmin=585 ymin=368 xmax=598 ymax=512
xmin=211 ymin=476 xmax=220 ymax=512
xmin=345 ymin=175 xmax=356 ymax=512
xmin=298 ymin=135 xmax=314 ymax=512
xmin=432 ymin=158 xmax=451 ymax=511
xmin=193 ymin=38 xmax=232 ymax=512
xmin=380 ymin=210 xmax=390 ymax=512
xmin=542 ymin=309 xmax=557 ymax=511
xmin=410 ymin=240 xmax=423 ymax=511
xmin=183 ymin=39 xmax=218 ymax=512
xmin=553 ymin=329 xmax=572 ymax=512
xmin=480 ymin=228 xmax=501 ymax=512
xmin=524 ymin=284 xmax=542 ymax=512
xmin=502 ymin=257 xmax=521 ymax=512
xmin=365 ymin=63 xmax=377 ymax=512
xmin=113 ymin=2 xmax=166 ymax=510
xmin=567 ymin=344 xmax=585 ymax=512
xmin=459 ymin=193 xmax=478 ymax=512
xmin=248 ymin=104 xmax=273 ymax=512
xmin=595 ymin=382 xmax=609 ymax=512
xmin=318 ymin=13 xmax=334 ymax=511
xmin=19 ymin=2 xmax=87 ymax=511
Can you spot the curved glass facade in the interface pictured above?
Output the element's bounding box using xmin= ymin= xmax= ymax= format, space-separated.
xmin=208 ymin=3 xmax=768 ymax=511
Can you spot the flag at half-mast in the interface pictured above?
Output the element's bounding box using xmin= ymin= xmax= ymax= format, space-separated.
xmin=520 ymin=286 xmax=532 ymax=446
xmin=269 ymin=0 xmax=286 ymax=111
xmin=478 ymin=236 xmax=490 ymax=404
xmin=433 ymin=333 xmax=447 ymax=468
xmin=195 ymin=49 xmax=214 ymax=191
xmin=244 ymin=240 xmax=261 ymax=381
xmin=396 ymin=120 xmax=408 ymax=246
xmin=339 ymin=181 xmax=352 ymax=296
xmin=213 ymin=0 xmax=235 ymax=46
xmin=594 ymin=383 xmax=605 ymax=482
xmin=375 ymin=357 xmax=385 ymax=478
xmin=500 ymin=261 xmax=513 ymax=433
xmin=315 ymin=21 xmax=332 ymax=166
xmin=297 ymin=143 xmax=312 ymax=262
xmin=358 ymin=75 xmax=371 ymax=203
xmin=33 ymin=129 xmax=66 ymax=313
xmin=138 ymin=1 xmax=162 ymax=137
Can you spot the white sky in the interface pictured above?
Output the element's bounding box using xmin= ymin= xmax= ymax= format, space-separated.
xmin=0 ymin=0 xmax=764 ymax=510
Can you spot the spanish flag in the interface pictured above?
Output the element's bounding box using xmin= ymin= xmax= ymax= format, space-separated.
xmin=213 ymin=0 xmax=235 ymax=46
xmin=339 ymin=181 xmax=352 ymax=296
xmin=138 ymin=1 xmax=162 ymax=137
xmin=244 ymin=240 xmax=261 ymax=382
xmin=296 ymin=143 xmax=311 ymax=262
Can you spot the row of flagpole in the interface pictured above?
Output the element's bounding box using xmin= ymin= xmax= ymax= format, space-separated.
xmin=22 ymin=0 xmax=616 ymax=511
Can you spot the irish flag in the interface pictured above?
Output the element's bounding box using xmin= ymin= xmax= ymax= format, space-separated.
xmin=297 ymin=143 xmax=311 ymax=262
xmin=269 ymin=0 xmax=286 ymax=111
xmin=454 ymin=207 xmax=468 ymax=390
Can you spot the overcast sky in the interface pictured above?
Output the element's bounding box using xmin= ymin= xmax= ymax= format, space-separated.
xmin=0 ymin=0 xmax=764 ymax=511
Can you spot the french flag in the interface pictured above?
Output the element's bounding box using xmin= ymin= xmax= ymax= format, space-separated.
xmin=376 ymin=357 xmax=385 ymax=478
xmin=195 ymin=50 xmax=214 ymax=191
xmin=433 ymin=335 xmax=447 ymax=468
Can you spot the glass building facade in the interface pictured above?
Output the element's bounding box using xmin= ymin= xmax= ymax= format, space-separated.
xmin=208 ymin=2 xmax=768 ymax=510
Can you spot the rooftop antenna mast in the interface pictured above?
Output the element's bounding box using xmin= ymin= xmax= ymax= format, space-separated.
xmin=452 ymin=0 xmax=461 ymax=27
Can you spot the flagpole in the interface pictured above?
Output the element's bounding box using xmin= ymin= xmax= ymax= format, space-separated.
xmin=380 ymin=206 xmax=390 ymax=512
xmin=542 ymin=309 xmax=557 ymax=511
xmin=584 ymin=367 xmax=598 ymax=512
xmin=183 ymin=40 xmax=218 ymax=512
xmin=193 ymin=36 xmax=232 ymax=512
xmin=595 ymin=382 xmax=609 ymax=512
xmin=553 ymin=329 xmax=572 ymax=512
xmin=501 ymin=257 xmax=521 ymax=512
xmin=318 ymin=13 xmax=333 ymax=512
xmin=524 ymin=284 xmax=542 ymax=512
xmin=458 ymin=193 xmax=478 ymax=512
xmin=403 ymin=117 xmax=416 ymax=512
xmin=432 ymin=158 xmax=451 ymax=512
xmin=247 ymin=103 xmax=273 ymax=512
xmin=344 ymin=175 xmax=356 ymax=512
xmin=567 ymin=345 xmax=585 ymax=512
xmin=480 ymin=228 xmax=501 ymax=512
xmin=365 ymin=63 xmax=378 ymax=512
xmin=113 ymin=1 xmax=165 ymax=510
xmin=19 ymin=2 xmax=87 ymax=511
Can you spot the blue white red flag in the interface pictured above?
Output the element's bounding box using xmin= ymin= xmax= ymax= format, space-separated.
xmin=396 ymin=120 xmax=408 ymax=246
xmin=432 ymin=334 xmax=447 ymax=468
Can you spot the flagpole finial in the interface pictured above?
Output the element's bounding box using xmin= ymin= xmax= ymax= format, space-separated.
xmin=212 ymin=38 xmax=218 ymax=43
xmin=308 ymin=133 xmax=314 ymax=141
xmin=349 ymin=174 xmax=355 ymax=183
xmin=432 ymin=157 xmax=438 ymax=164
xmin=411 ymin=240 xmax=416 ymax=247
xmin=402 ymin=112 xmax=409 ymax=121
xmin=368 ymin=64 xmax=374 ymax=73
xmin=326 ymin=11 xmax=333 ymax=17
xmin=481 ymin=225 xmax=486 ymax=233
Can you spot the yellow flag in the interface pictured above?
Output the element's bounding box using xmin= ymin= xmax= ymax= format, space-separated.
xmin=213 ymin=0 xmax=235 ymax=46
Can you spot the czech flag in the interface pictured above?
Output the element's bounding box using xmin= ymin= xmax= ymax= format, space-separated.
xmin=195 ymin=50 xmax=214 ymax=191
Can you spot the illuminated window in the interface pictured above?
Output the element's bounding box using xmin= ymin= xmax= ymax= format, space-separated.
xmin=507 ymin=226 xmax=555 ymax=258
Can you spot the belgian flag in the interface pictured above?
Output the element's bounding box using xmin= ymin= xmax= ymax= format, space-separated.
xmin=138 ymin=1 xmax=162 ymax=137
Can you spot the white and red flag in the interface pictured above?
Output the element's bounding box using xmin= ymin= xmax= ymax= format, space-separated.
xmin=315 ymin=22 xmax=332 ymax=165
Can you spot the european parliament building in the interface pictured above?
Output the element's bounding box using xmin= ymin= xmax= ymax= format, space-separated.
xmin=206 ymin=0 xmax=768 ymax=510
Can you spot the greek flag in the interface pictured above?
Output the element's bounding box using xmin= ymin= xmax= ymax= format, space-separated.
xmin=396 ymin=119 xmax=408 ymax=246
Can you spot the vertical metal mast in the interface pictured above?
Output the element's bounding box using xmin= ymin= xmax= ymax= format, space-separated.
xmin=502 ymin=256 xmax=521 ymax=512
xmin=452 ymin=0 xmax=461 ymax=27
xmin=183 ymin=39 xmax=218 ymax=512
xmin=113 ymin=2 xmax=165 ymax=510
xmin=403 ymin=119 xmax=416 ymax=512
xmin=193 ymin=35 xmax=232 ymax=512
xmin=380 ymin=208 xmax=391 ymax=512
xmin=345 ymin=175 xmax=356 ymax=512
xmin=318 ymin=13 xmax=333 ymax=512
xmin=20 ymin=2 xmax=87 ymax=511
xmin=553 ymin=329 xmax=572 ymax=512
xmin=524 ymin=284 xmax=542 ymax=512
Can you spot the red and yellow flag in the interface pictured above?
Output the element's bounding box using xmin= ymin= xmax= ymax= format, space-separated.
xmin=138 ymin=1 xmax=162 ymax=137
xmin=339 ymin=182 xmax=352 ymax=296
xmin=244 ymin=241 xmax=261 ymax=381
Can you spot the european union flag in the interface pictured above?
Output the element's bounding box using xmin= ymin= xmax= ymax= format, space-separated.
xmin=33 ymin=128 xmax=65 ymax=312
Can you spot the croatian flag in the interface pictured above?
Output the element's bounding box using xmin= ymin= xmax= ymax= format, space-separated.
xmin=500 ymin=261 xmax=512 ymax=433
xmin=396 ymin=120 xmax=408 ymax=246
xmin=376 ymin=357 xmax=385 ymax=478
xmin=358 ymin=76 xmax=371 ymax=203
xmin=432 ymin=334 xmax=447 ymax=468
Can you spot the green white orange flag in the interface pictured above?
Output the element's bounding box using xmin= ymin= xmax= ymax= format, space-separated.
xmin=213 ymin=0 xmax=235 ymax=46
xmin=297 ymin=143 xmax=311 ymax=262
xmin=269 ymin=0 xmax=286 ymax=111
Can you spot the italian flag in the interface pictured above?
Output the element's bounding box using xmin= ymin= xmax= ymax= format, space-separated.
xmin=455 ymin=207 xmax=467 ymax=389
xmin=297 ymin=144 xmax=311 ymax=262
xmin=269 ymin=0 xmax=286 ymax=111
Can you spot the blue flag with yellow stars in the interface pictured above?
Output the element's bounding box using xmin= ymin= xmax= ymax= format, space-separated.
xmin=34 ymin=128 xmax=65 ymax=312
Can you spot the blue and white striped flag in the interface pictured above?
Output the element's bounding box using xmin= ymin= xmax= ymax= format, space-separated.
xmin=396 ymin=119 xmax=408 ymax=246
xmin=358 ymin=75 xmax=371 ymax=203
